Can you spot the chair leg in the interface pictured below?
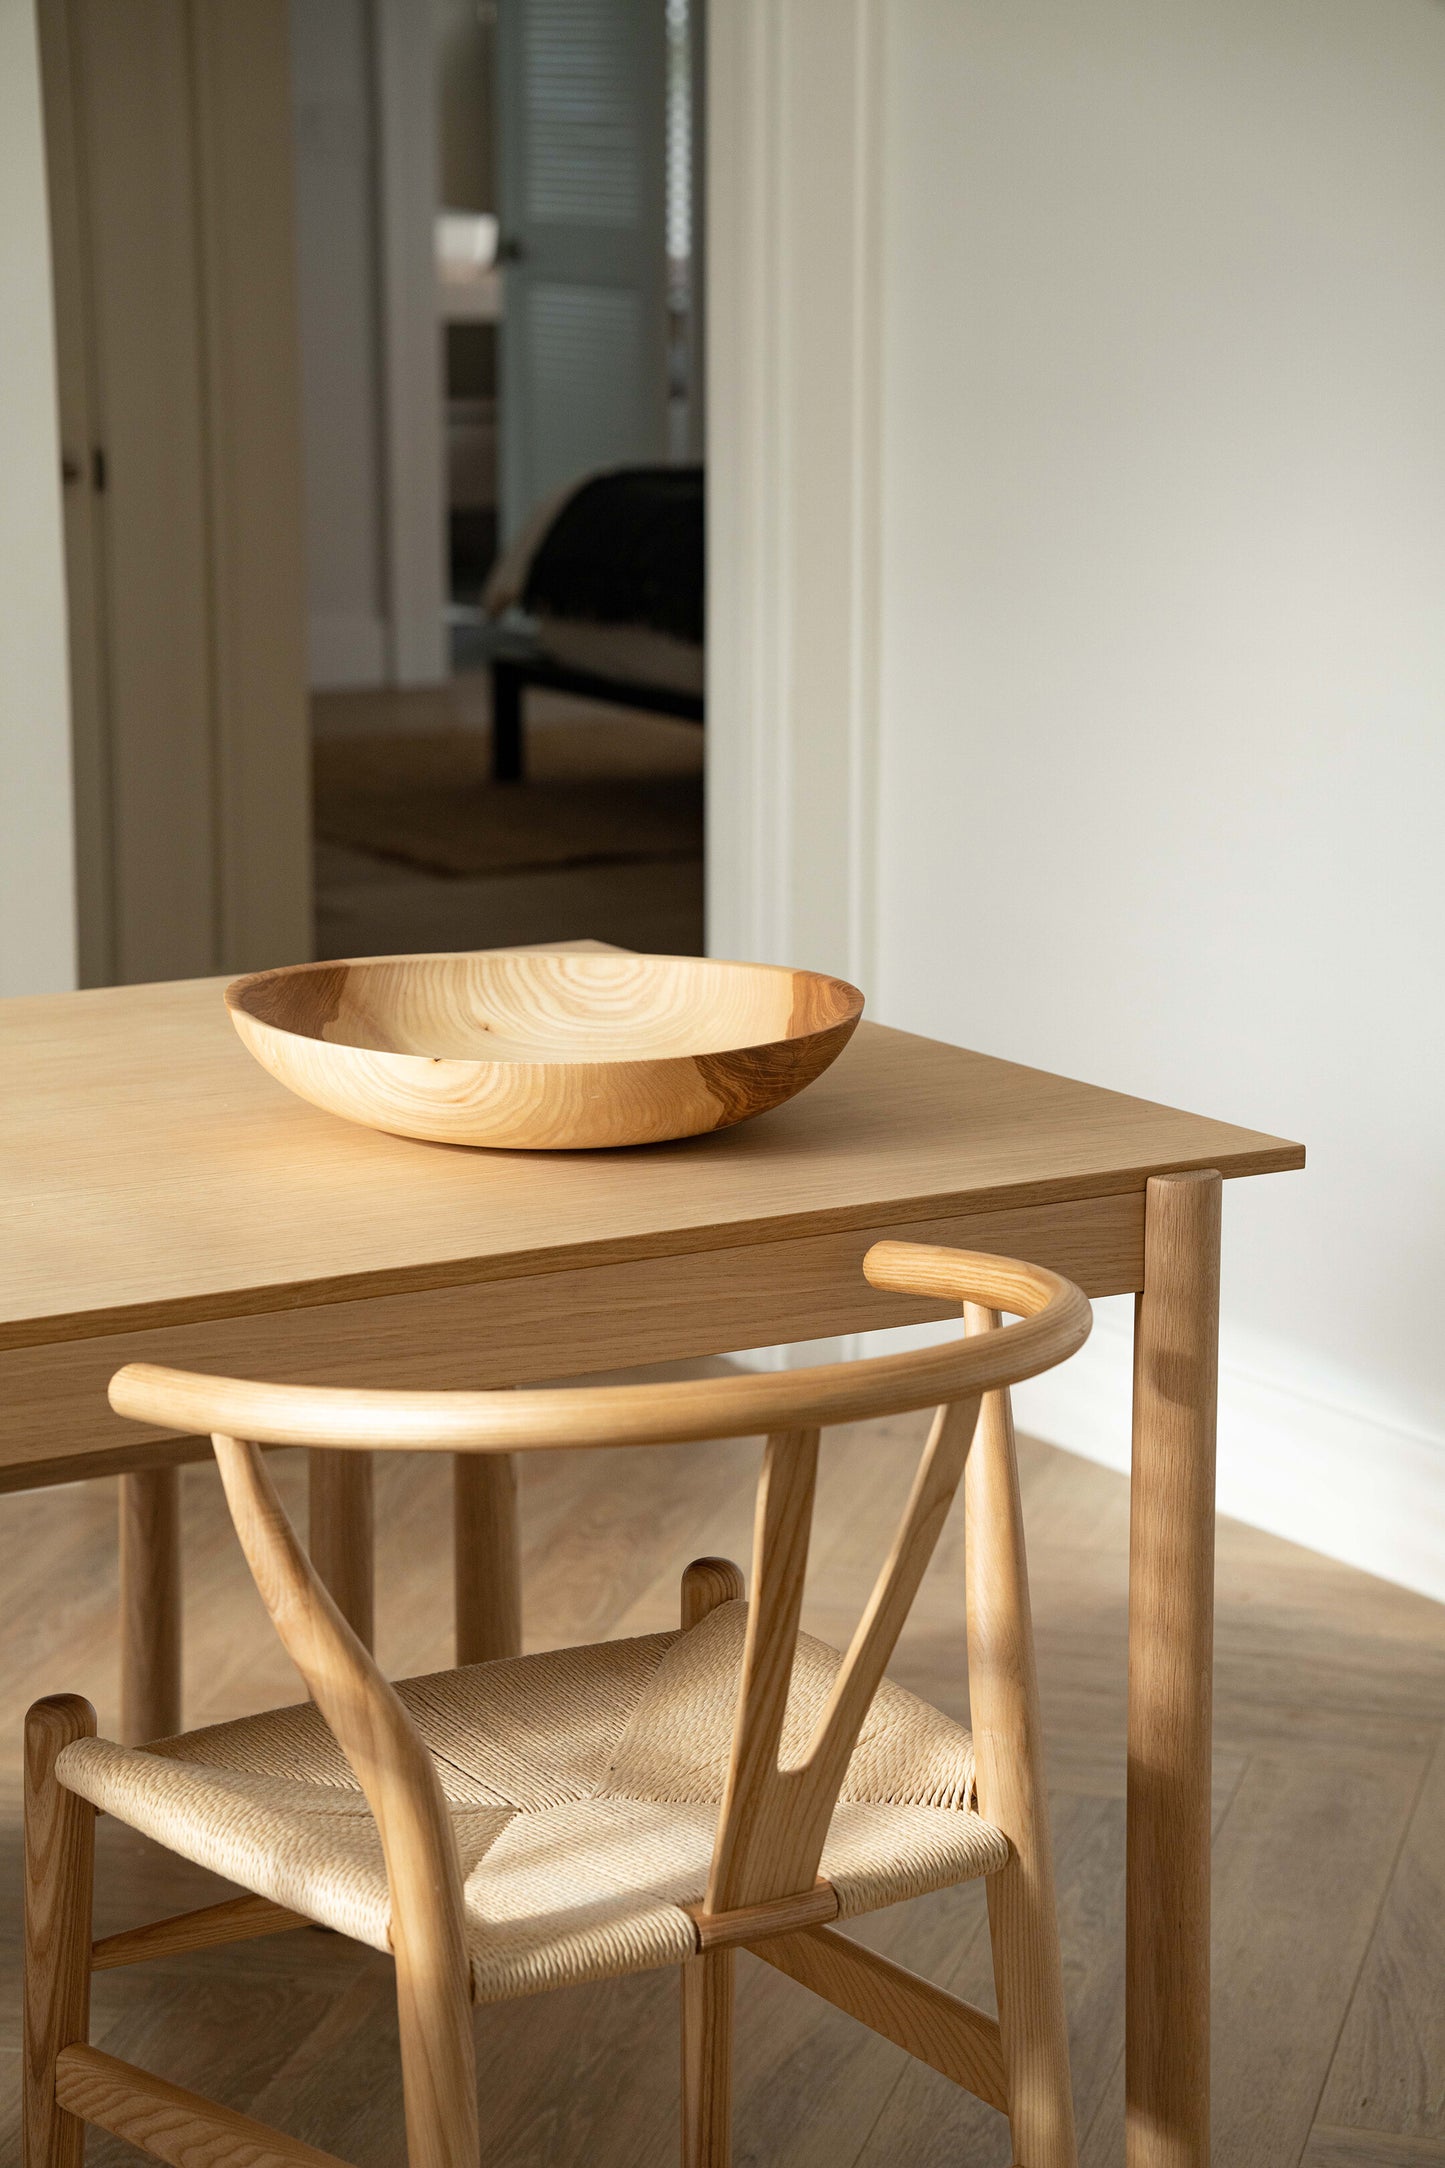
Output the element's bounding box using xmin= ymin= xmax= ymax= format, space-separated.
xmin=455 ymin=1450 xmax=522 ymax=1663
xmin=964 ymin=1344 xmax=1077 ymax=2168
xmin=492 ymin=660 xmax=524 ymax=782
xmin=681 ymin=1949 xmax=734 ymax=2168
xmin=393 ymin=1933 xmax=481 ymax=2168
xmin=986 ymin=1855 xmax=1075 ymax=2168
xmin=308 ymin=1448 xmax=375 ymax=1651
xmin=24 ymin=1696 xmax=96 ymax=2168
xmin=678 ymin=1561 xmax=742 ymax=2166
xmin=680 ymin=1556 xmax=745 ymax=1630
xmin=120 ymin=1466 xmax=182 ymax=1744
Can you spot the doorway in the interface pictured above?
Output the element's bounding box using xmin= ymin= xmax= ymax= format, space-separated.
xmin=299 ymin=0 xmax=707 ymax=964
xmin=34 ymin=0 xmax=878 ymax=1005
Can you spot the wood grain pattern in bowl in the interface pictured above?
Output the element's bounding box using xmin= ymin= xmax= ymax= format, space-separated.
xmin=224 ymin=950 xmax=864 ymax=1150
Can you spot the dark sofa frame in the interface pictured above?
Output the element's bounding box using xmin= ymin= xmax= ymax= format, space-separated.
xmin=491 ymin=652 xmax=704 ymax=782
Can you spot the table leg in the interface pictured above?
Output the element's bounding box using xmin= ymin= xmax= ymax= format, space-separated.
xmin=1126 ymin=1169 xmax=1222 ymax=2168
xmin=308 ymin=1450 xmax=375 ymax=1650
xmin=120 ymin=1467 xmax=182 ymax=1745
xmin=454 ymin=1452 xmax=521 ymax=1664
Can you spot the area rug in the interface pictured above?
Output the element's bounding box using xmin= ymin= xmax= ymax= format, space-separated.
xmin=313 ymin=714 xmax=703 ymax=879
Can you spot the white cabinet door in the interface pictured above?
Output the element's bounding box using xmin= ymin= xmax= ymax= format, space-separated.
xmin=496 ymin=0 xmax=669 ymax=538
xmin=38 ymin=0 xmax=311 ymax=983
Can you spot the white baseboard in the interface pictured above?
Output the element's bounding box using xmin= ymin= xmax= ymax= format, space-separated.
xmin=1013 ymin=1299 xmax=1445 ymax=1604
xmin=309 ymin=612 xmax=388 ymax=689
xmin=737 ymin=1302 xmax=1445 ymax=1603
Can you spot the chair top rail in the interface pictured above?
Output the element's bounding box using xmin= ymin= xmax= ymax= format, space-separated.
xmin=109 ymin=1243 xmax=1091 ymax=1452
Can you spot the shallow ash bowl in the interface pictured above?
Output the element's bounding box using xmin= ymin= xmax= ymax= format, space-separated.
xmin=224 ymin=949 xmax=864 ymax=1150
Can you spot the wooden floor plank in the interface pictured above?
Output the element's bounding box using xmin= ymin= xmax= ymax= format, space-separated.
xmin=1302 ymin=2129 xmax=1445 ymax=2166
xmin=730 ymin=1879 xmax=995 ymax=2168
xmin=1213 ymin=1743 xmax=1425 ymax=2168
xmin=1079 ymin=1742 xmax=1430 ymax=2168
xmin=1318 ymin=1728 xmax=1445 ymax=2143
xmin=853 ymin=1789 xmax=1126 ymax=2168
xmin=83 ymin=1962 xmax=360 ymax=2168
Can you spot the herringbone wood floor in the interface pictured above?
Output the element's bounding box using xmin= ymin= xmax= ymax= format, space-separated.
xmin=0 ymin=1397 xmax=1440 ymax=2164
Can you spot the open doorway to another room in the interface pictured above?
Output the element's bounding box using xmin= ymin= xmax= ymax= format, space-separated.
xmin=297 ymin=0 xmax=706 ymax=965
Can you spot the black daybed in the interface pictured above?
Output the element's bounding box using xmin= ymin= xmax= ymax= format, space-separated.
xmin=482 ymin=465 xmax=704 ymax=782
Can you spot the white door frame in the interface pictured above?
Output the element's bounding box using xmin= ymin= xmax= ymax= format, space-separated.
xmin=0 ymin=0 xmax=77 ymax=996
xmin=705 ymin=0 xmax=883 ymax=991
xmin=373 ymin=0 xmax=446 ymax=685
xmin=192 ymin=0 xmax=315 ymax=973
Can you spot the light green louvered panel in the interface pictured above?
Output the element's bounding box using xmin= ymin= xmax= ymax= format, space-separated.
xmin=497 ymin=0 xmax=669 ymax=536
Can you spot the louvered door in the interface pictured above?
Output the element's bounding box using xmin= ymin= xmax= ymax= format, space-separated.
xmin=496 ymin=0 xmax=669 ymax=537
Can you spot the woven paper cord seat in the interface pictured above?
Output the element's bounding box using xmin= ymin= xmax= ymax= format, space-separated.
xmin=27 ymin=1249 xmax=1089 ymax=2168
xmin=57 ymin=1599 xmax=1008 ymax=2004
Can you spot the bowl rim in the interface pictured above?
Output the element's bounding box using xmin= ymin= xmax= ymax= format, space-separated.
xmin=224 ymin=950 xmax=866 ymax=1068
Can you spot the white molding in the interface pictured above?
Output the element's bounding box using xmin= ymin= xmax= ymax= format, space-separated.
xmin=706 ymin=0 xmax=883 ymax=987
xmin=372 ymin=0 xmax=446 ymax=686
xmin=704 ymin=0 xmax=781 ymax=964
xmin=309 ymin=610 xmax=389 ymax=690
xmin=37 ymin=0 xmax=112 ymax=988
xmin=0 ymin=0 xmax=78 ymax=996
xmin=1014 ymin=1300 xmax=1445 ymax=1604
xmin=842 ymin=0 xmax=883 ymax=994
xmin=191 ymin=0 xmax=313 ymax=972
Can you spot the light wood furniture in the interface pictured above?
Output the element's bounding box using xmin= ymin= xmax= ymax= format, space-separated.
xmin=0 ymin=1410 xmax=1436 ymax=2168
xmin=25 ymin=1242 xmax=1089 ymax=2167
xmin=225 ymin=949 xmax=863 ymax=1150
xmin=1127 ymin=1173 xmax=1220 ymax=2162
xmin=0 ymin=957 xmax=1304 ymax=2168
xmin=117 ymin=1465 xmax=180 ymax=1749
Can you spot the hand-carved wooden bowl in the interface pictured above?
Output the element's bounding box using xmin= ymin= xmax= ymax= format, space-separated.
xmin=225 ymin=950 xmax=864 ymax=1150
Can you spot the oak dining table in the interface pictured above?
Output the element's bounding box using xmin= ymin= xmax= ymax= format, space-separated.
xmin=1 ymin=947 xmax=1302 ymax=2168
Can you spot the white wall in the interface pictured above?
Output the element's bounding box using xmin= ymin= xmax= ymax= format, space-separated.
xmin=870 ymin=0 xmax=1445 ymax=1595
xmin=291 ymin=0 xmax=444 ymax=689
xmin=291 ymin=0 xmax=389 ymax=687
xmin=710 ymin=0 xmax=1445 ymax=1593
xmin=0 ymin=0 xmax=77 ymax=996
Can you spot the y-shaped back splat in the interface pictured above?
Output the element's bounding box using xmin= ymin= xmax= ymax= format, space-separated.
xmin=210 ymin=1435 xmax=480 ymax=2168
xmin=706 ymin=1393 xmax=982 ymax=1915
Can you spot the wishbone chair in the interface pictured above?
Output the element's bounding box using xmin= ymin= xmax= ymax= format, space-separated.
xmin=23 ymin=1240 xmax=1090 ymax=2168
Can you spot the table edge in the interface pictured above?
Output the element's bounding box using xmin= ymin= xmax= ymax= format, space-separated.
xmin=4 ymin=1144 xmax=1304 ymax=1353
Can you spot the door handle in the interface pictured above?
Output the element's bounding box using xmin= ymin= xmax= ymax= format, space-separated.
xmin=496 ymin=236 xmax=527 ymax=265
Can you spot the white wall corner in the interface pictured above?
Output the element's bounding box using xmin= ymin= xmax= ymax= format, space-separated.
xmin=0 ymin=0 xmax=78 ymax=996
xmin=706 ymin=0 xmax=882 ymax=991
xmin=707 ymin=0 xmax=883 ymax=1368
xmin=1014 ymin=1297 xmax=1445 ymax=1605
xmin=373 ymin=0 xmax=446 ymax=685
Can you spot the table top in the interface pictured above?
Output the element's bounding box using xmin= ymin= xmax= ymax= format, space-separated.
xmin=2 ymin=968 xmax=1303 ymax=1350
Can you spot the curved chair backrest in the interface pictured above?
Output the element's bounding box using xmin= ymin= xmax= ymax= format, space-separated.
xmin=108 ymin=1244 xmax=1087 ymax=1453
xmin=109 ymin=1241 xmax=1090 ymax=2168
